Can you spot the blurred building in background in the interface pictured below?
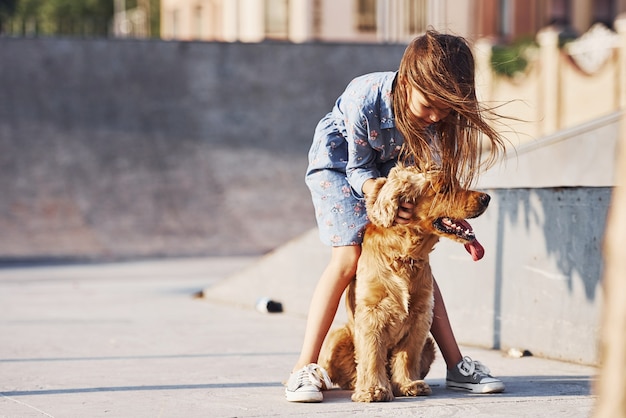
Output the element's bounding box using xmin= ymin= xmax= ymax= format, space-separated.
xmin=159 ymin=0 xmax=626 ymax=43
xmin=157 ymin=0 xmax=626 ymax=145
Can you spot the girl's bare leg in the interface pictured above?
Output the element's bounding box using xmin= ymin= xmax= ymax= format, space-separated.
xmin=430 ymin=277 xmax=505 ymax=393
xmin=292 ymin=245 xmax=361 ymax=371
xmin=430 ymin=277 xmax=463 ymax=369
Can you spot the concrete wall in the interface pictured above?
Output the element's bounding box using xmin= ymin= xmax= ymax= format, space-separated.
xmin=431 ymin=187 xmax=609 ymax=365
xmin=430 ymin=115 xmax=620 ymax=365
xmin=473 ymin=22 xmax=626 ymax=148
xmin=0 ymin=38 xmax=406 ymax=260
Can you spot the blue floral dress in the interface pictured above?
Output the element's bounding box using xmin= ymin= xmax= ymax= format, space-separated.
xmin=305 ymin=72 xmax=404 ymax=246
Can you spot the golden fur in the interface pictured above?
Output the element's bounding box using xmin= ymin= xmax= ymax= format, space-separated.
xmin=319 ymin=164 xmax=490 ymax=402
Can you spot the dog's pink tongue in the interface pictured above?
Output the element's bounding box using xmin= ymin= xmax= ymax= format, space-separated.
xmin=456 ymin=219 xmax=485 ymax=261
xmin=464 ymin=240 xmax=485 ymax=261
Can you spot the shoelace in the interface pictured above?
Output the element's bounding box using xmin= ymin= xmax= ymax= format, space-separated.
xmin=472 ymin=359 xmax=492 ymax=375
xmin=300 ymin=364 xmax=333 ymax=390
xmin=458 ymin=356 xmax=492 ymax=377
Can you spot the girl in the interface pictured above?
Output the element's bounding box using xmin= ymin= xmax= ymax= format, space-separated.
xmin=286 ymin=31 xmax=507 ymax=403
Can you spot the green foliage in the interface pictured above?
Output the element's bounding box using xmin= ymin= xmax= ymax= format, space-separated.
xmin=491 ymin=37 xmax=537 ymax=78
xmin=2 ymin=0 xmax=159 ymax=37
xmin=0 ymin=0 xmax=18 ymax=14
xmin=0 ymin=0 xmax=17 ymax=32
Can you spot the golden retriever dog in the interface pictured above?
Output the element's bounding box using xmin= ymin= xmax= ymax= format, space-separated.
xmin=319 ymin=164 xmax=490 ymax=402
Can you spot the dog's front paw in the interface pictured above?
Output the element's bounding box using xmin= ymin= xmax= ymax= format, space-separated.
xmin=352 ymin=385 xmax=394 ymax=402
xmin=394 ymin=380 xmax=432 ymax=397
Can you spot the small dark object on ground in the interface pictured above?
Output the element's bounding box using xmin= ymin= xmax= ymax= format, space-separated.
xmin=256 ymin=297 xmax=283 ymax=313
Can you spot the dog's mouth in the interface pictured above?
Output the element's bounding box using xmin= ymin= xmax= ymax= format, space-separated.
xmin=434 ymin=217 xmax=476 ymax=241
xmin=433 ymin=218 xmax=485 ymax=261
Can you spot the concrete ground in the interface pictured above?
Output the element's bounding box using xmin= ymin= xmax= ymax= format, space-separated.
xmin=0 ymin=255 xmax=597 ymax=418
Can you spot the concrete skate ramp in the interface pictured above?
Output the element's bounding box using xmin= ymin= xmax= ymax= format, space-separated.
xmin=202 ymin=228 xmax=351 ymax=322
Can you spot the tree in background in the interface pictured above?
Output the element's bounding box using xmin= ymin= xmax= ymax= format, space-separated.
xmin=0 ymin=0 xmax=17 ymax=34
xmin=1 ymin=0 xmax=159 ymax=37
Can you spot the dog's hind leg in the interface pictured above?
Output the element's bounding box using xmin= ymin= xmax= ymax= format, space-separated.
xmin=319 ymin=325 xmax=356 ymax=389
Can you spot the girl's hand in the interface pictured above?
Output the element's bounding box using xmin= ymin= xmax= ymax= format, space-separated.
xmin=395 ymin=201 xmax=414 ymax=225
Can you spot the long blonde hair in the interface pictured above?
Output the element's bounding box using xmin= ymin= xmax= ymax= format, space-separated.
xmin=393 ymin=30 xmax=505 ymax=188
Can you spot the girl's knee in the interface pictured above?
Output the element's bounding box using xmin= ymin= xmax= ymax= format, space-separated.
xmin=329 ymin=245 xmax=361 ymax=281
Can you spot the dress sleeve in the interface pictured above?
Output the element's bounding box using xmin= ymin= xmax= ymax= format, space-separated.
xmin=342 ymin=96 xmax=380 ymax=198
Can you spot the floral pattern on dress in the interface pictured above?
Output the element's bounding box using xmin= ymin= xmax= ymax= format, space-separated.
xmin=305 ymin=72 xmax=405 ymax=247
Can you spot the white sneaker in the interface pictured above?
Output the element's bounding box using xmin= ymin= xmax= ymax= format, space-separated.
xmin=285 ymin=363 xmax=333 ymax=402
xmin=446 ymin=356 xmax=505 ymax=394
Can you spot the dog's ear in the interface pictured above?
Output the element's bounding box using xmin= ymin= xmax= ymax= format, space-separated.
xmin=365 ymin=177 xmax=399 ymax=228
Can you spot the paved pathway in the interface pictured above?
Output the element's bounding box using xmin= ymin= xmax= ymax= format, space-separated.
xmin=0 ymin=257 xmax=597 ymax=417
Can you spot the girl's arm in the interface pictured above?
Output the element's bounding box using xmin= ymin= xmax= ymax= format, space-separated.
xmin=339 ymin=79 xmax=383 ymax=197
xmin=344 ymin=110 xmax=379 ymax=197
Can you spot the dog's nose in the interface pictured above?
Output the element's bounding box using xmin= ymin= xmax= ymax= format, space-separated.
xmin=480 ymin=193 xmax=491 ymax=206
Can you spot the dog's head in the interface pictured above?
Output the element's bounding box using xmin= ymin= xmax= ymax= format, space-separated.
xmin=365 ymin=164 xmax=490 ymax=259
